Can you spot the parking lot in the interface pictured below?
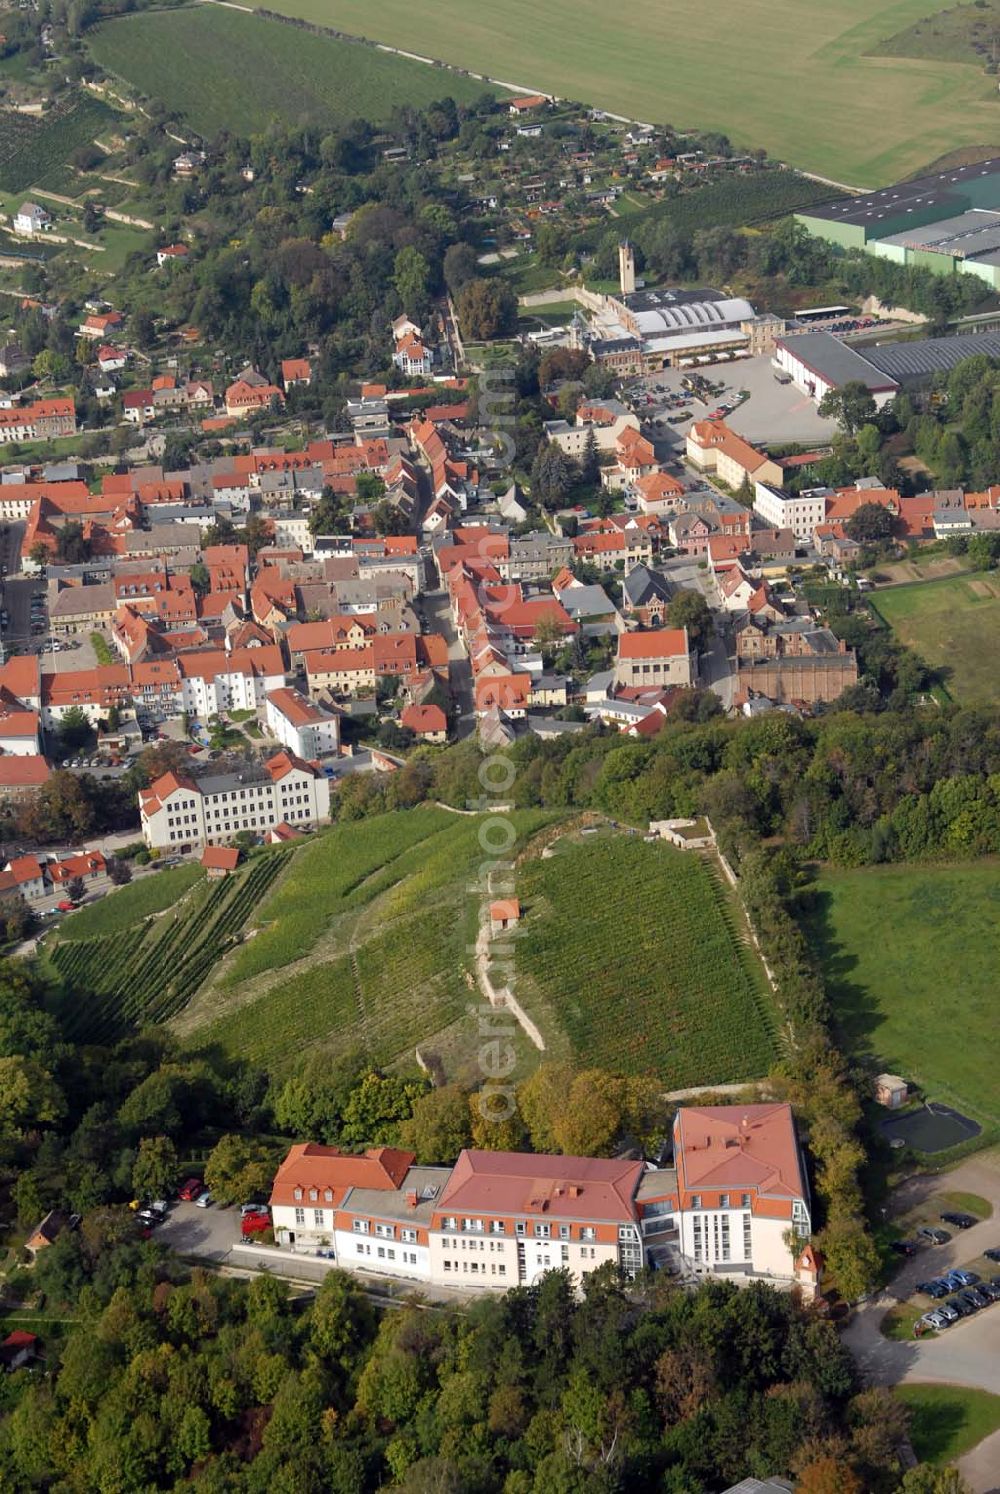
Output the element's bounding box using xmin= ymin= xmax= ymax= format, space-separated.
xmin=631 ymin=352 xmax=840 ymax=446
xmin=157 ymin=1199 xmax=243 ymax=1263
xmin=844 ymin=1156 xmax=1000 ymax=1396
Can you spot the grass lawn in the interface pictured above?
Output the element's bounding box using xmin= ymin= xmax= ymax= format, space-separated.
xmin=896 ymin=1384 xmax=1000 ymax=1465
xmin=258 ymin=0 xmax=1000 ymax=184
xmin=805 ymin=862 xmax=1000 ymax=1125
xmin=87 ymin=7 xmax=493 ymax=138
xmin=872 ymin=571 xmax=1000 ymax=701
xmin=49 ymin=865 xmax=204 ymax=942
xmin=513 ymin=837 xmax=777 ymax=1086
xmin=880 ymin=1301 xmax=930 ymax=1341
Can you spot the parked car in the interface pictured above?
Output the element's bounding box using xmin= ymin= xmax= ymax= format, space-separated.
xmin=915 ymin=1280 xmax=948 ymax=1298
xmin=240 ymin=1202 xmax=269 ymax=1217
xmin=965 ymin=1285 xmax=989 ymax=1308
xmin=178 ymin=1177 xmax=203 ymax=1202
xmin=241 ymin=1211 xmax=271 ymax=1238
xmin=890 ymin=1240 xmax=918 ymax=1257
xmin=195 ymin=1190 xmax=213 ymax=1209
xmin=941 ymin=1211 xmax=978 ymax=1229
xmin=920 ymin=1311 xmax=948 ymax=1331
xmin=984 ymin=1248 xmax=1000 ymax=1262
xmin=936 ymin=1302 xmax=959 ymax=1323
xmin=956 ymin=1290 xmax=982 ymax=1313
xmin=947 ymin=1295 xmax=974 ymax=1318
xmin=978 ymin=1280 xmax=1000 ymax=1302
xmin=917 ymin=1226 xmax=950 ymax=1245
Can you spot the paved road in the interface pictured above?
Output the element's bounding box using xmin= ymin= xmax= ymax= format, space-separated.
xmin=843 ymin=1156 xmax=1000 ymax=1396
xmin=959 ymin=1427 xmax=1000 ymax=1494
xmin=420 ymin=586 xmax=474 ymax=734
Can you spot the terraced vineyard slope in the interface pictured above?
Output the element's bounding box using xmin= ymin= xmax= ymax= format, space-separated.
xmin=512 ymin=833 xmax=777 ymax=1088
xmin=182 ymin=807 xmax=557 ymax=1080
xmin=43 ymin=851 xmax=292 ymax=1044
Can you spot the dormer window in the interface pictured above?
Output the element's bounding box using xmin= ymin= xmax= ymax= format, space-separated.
xmin=293 ymin=1186 xmax=303 ymax=1201
xmin=309 ymin=1188 xmax=318 ymax=1202
xmin=324 ymin=1188 xmax=333 ymax=1202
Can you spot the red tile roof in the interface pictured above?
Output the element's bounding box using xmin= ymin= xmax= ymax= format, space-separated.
xmin=675 ymin=1103 xmax=806 ymax=1202
xmin=436 ymin=1149 xmax=642 ymax=1222
xmin=269 ymin=1143 xmax=414 ymax=1208
xmin=201 ymin=846 xmax=240 ymax=871
xmin=401 ymin=703 xmax=447 ymax=735
xmin=0 ymin=754 xmax=49 ymax=788
xmin=617 ymin=628 xmax=688 ymax=659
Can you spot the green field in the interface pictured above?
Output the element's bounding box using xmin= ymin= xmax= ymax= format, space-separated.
xmin=872 ymin=571 xmax=1000 ymax=702
xmin=183 ymin=807 xmax=556 ymax=1080
xmin=807 ymin=862 xmax=1000 ymax=1124
xmin=53 ymin=865 xmax=204 ymax=941
xmin=896 ymin=1385 xmax=1000 ymax=1466
xmin=513 ymin=835 xmax=777 ymax=1087
xmin=87 ymin=7 xmax=493 ymax=138
xmin=255 ymin=0 xmax=1000 ymax=184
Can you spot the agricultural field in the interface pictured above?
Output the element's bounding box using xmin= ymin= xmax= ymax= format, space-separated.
xmin=871 ymin=571 xmax=1000 ymax=702
xmin=41 ymin=851 xmax=292 ymax=1043
xmin=0 ymin=96 xmax=118 ymax=194
xmin=184 ymin=807 xmax=557 ymax=1080
xmin=805 ymin=862 xmax=1000 ymax=1125
xmin=257 ymin=0 xmax=1000 ymax=184
xmin=87 ymin=7 xmax=493 ymax=139
xmin=512 ymin=835 xmax=777 ymax=1087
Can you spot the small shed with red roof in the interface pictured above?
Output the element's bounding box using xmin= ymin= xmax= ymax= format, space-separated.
xmin=201 ymin=845 xmax=240 ymax=877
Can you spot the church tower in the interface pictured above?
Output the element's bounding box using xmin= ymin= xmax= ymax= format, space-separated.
xmin=618 ymin=239 xmax=636 ymax=296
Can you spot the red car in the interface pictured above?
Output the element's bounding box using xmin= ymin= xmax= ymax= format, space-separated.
xmin=57 ymin=900 xmax=77 ymax=912
xmin=241 ymin=1212 xmax=271 ymax=1238
xmin=178 ymin=1177 xmax=204 ymax=1202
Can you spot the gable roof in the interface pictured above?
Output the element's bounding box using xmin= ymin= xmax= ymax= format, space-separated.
xmin=269 ymin=1143 xmax=415 ymax=1209
xmin=201 ymin=846 xmax=240 ymax=871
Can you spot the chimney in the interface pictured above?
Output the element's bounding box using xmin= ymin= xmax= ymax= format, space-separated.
xmin=568 ymin=1185 xmax=582 ymax=1198
xmin=405 ymin=1190 xmax=418 ymax=1208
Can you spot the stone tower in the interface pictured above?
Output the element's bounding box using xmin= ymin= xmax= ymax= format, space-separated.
xmin=618 ymin=239 xmax=636 ymax=296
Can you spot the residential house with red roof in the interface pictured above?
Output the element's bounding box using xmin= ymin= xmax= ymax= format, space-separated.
xmin=0 ymin=754 xmax=50 ymax=801
xmin=400 ymin=702 xmax=447 ymax=743
xmin=0 ymin=396 xmax=76 ymax=446
xmin=280 ymin=357 xmax=312 ymax=389
xmin=224 ymin=374 xmax=284 ymax=418
xmin=393 ymin=330 xmax=432 ymax=378
xmin=0 ymin=854 xmax=47 ymax=901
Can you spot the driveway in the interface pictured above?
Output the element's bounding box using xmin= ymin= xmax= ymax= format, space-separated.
xmin=157 ymin=1200 xmax=241 ymax=1263
xmin=842 ymin=1155 xmax=1000 ymax=1394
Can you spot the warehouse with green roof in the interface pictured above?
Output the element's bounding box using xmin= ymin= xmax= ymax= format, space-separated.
xmin=796 ymin=158 xmax=1000 ymax=283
